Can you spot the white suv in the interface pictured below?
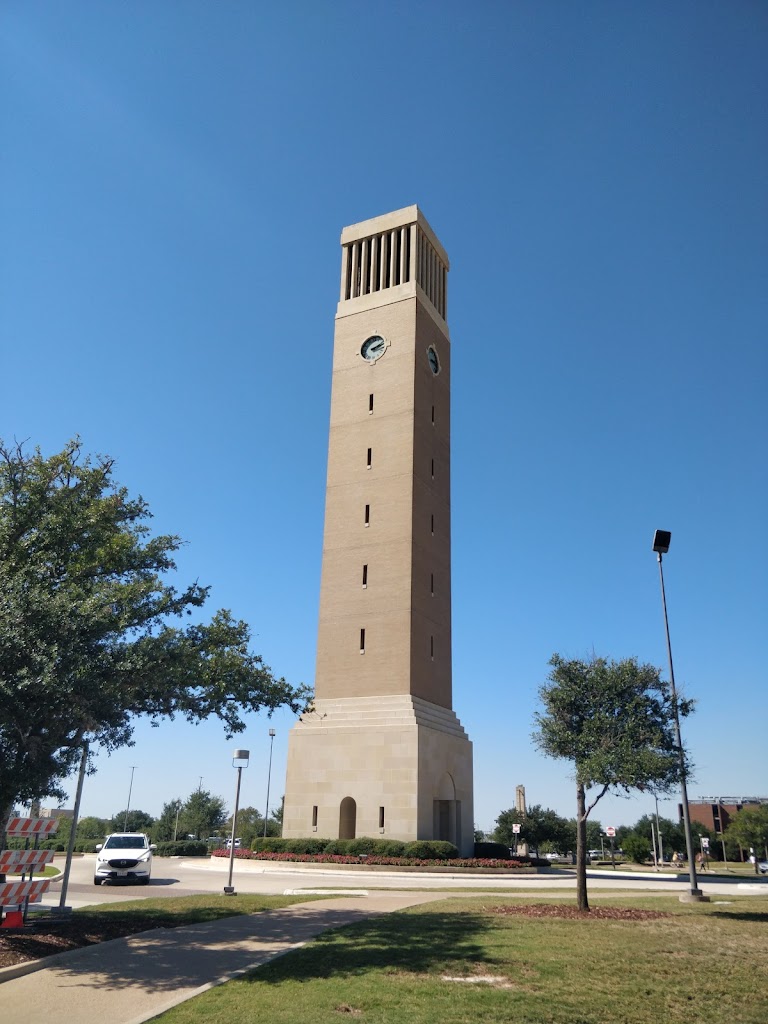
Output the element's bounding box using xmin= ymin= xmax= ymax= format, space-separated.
xmin=94 ymin=833 xmax=156 ymax=885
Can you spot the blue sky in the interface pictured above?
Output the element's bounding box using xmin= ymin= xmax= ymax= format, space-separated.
xmin=2 ymin=2 xmax=766 ymax=834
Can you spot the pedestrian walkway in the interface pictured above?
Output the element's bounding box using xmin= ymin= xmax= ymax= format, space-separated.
xmin=0 ymin=892 xmax=445 ymax=1024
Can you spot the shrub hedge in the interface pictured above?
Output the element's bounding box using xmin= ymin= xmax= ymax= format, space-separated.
xmin=216 ymin=837 xmax=460 ymax=860
xmin=154 ymin=840 xmax=208 ymax=857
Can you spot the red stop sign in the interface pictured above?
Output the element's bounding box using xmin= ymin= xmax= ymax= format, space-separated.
xmin=605 ymin=827 xmax=616 ymax=837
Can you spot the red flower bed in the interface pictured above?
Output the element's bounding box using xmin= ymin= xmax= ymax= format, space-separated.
xmin=210 ymin=849 xmax=529 ymax=869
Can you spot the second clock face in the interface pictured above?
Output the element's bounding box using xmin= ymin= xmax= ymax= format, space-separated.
xmin=361 ymin=335 xmax=387 ymax=362
xmin=427 ymin=346 xmax=440 ymax=374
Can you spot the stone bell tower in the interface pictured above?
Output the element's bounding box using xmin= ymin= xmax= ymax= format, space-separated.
xmin=282 ymin=206 xmax=473 ymax=855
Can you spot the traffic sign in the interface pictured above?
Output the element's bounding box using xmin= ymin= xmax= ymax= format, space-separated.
xmin=701 ymin=838 xmax=709 ymax=850
xmin=605 ymin=826 xmax=616 ymax=837
xmin=512 ymin=823 xmax=521 ymax=834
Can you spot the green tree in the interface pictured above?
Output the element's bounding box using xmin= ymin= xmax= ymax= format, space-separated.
xmin=0 ymin=439 xmax=310 ymax=830
xmin=224 ymin=806 xmax=264 ymax=848
xmin=492 ymin=808 xmax=525 ymax=849
xmin=533 ymin=654 xmax=690 ymax=911
xmin=154 ymin=799 xmax=183 ymax=842
xmin=109 ymin=809 xmax=155 ymax=834
xmin=622 ymin=831 xmax=652 ymax=864
xmin=494 ymin=805 xmax=571 ymax=854
xmin=179 ymin=789 xmax=226 ymax=840
xmin=724 ymin=806 xmax=768 ymax=873
xmin=76 ymin=816 xmax=110 ymax=841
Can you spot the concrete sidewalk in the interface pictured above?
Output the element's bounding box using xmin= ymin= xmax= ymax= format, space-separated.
xmin=0 ymin=892 xmax=446 ymax=1024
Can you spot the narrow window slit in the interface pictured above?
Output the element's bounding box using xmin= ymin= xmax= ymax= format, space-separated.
xmin=362 ymin=564 xmax=368 ymax=588
xmin=360 ymin=628 xmax=366 ymax=653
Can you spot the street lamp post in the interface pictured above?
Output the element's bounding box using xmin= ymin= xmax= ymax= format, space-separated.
xmin=264 ymin=729 xmax=276 ymax=838
xmin=654 ymin=792 xmax=665 ymax=866
xmin=123 ymin=766 xmax=137 ymax=832
xmin=652 ymin=530 xmax=707 ymax=902
xmin=224 ymin=749 xmax=249 ymax=895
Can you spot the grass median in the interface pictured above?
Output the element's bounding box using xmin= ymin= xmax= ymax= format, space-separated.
xmin=154 ymin=893 xmax=768 ymax=1024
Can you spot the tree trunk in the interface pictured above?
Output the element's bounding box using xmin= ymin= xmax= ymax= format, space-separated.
xmin=576 ymin=781 xmax=589 ymax=912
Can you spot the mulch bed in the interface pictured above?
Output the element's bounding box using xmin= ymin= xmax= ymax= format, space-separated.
xmin=487 ymin=903 xmax=670 ymax=920
xmin=0 ymin=913 xmax=161 ymax=969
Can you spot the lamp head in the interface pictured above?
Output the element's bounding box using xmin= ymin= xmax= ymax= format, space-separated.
xmin=232 ymin=749 xmax=250 ymax=768
xmin=652 ymin=530 xmax=671 ymax=554
xmin=269 ymin=728 xmax=276 ymax=738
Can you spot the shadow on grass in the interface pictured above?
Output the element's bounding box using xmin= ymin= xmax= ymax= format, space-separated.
xmin=244 ymin=911 xmax=492 ymax=985
xmin=46 ymin=905 xmax=491 ymax=993
xmin=710 ymin=909 xmax=768 ymax=923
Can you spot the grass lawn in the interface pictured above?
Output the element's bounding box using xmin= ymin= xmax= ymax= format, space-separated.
xmin=154 ymin=893 xmax=768 ymax=1024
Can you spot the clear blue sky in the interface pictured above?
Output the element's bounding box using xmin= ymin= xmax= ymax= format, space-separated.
xmin=2 ymin=2 xmax=766 ymax=834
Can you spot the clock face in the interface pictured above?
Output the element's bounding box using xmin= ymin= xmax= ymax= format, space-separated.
xmin=361 ymin=335 xmax=387 ymax=362
xmin=427 ymin=346 xmax=440 ymax=374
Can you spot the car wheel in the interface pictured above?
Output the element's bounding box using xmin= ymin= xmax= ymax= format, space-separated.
xmin=93 ymin=877 xmax=101 ymax=886
xmin=140 ymin=876 xmax=150 ymax=885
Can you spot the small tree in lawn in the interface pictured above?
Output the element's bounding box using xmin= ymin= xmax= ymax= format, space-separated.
xmin=533 ymin=654 xmax=691 ymax=911
xmin=724 ymin=806 xmax=768 ymax=873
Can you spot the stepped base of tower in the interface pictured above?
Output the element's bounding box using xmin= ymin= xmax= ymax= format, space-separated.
xmin=282 ymin=695 xmax=474 ymax=857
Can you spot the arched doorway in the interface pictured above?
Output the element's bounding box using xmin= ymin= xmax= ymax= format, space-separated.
xmin=339 ymin=797 xmax=356 ymax=839
xmin=433 ymin=772 xmax=459 ymax=845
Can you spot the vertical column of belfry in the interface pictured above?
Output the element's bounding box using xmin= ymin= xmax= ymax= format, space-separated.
xmin=282 ymin=206 xmax=473 ymax=855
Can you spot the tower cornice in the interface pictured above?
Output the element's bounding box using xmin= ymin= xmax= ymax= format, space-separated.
xmin=340 ymin=205 xmax=449 ymax=270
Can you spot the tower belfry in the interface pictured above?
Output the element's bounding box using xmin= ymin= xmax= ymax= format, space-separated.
xmin=282 ymin=206 xmax=473 ymax=854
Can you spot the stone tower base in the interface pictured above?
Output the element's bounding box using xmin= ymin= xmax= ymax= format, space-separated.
xmin=282 ymin=695 xmax=474 ymax=857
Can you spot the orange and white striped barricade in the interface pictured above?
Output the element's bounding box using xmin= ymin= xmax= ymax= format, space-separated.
xmin=0 ymin=877 xmax=52 ymax=927
xmin=4 ymin=816 xmax=60 ymax=838
xmin=0 ymin=849 xmax=55 ymax=873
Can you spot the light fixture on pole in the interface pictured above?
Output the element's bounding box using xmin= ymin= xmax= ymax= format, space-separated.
xmin=264 ymin=729 xmax=276 ymax=838
xmin=123 ymin=766 xmax=137 ymax=832
xmin=652 ymin=530 xmax=707 ymax=902
xmin=224 ymin=749 xmax=249 ymax=895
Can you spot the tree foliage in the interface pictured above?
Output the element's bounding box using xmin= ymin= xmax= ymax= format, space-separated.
xmin=494 ymin=805 xmax=572 ymax=854
xmin=178 ymin=789 xmax=226 ymax=840
xmin=154 ymin=799 xmax=183 ymax=842
xmin=76 ymin=816 xmax=111 ymax=841
xmin=724 ymin=805 xmax=768 ymax=872
xmin=533 ymin=653 xmax=691 ymax=910
xmin=109 ymin=809 xmax=155 ymax=834
xmin=0 ymin=438 xmax=310 ymax=827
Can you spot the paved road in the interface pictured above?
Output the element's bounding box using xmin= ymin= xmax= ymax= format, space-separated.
xmin=38 ymin=854 xmax=768 ymax=913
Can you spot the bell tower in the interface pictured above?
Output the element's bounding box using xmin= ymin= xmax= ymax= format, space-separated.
xmin=282 ymin=206 xmax=473 ymax=855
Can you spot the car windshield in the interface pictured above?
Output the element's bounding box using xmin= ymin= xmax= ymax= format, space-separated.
xmin=104 ymin=836 xmax=147 ymax=850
